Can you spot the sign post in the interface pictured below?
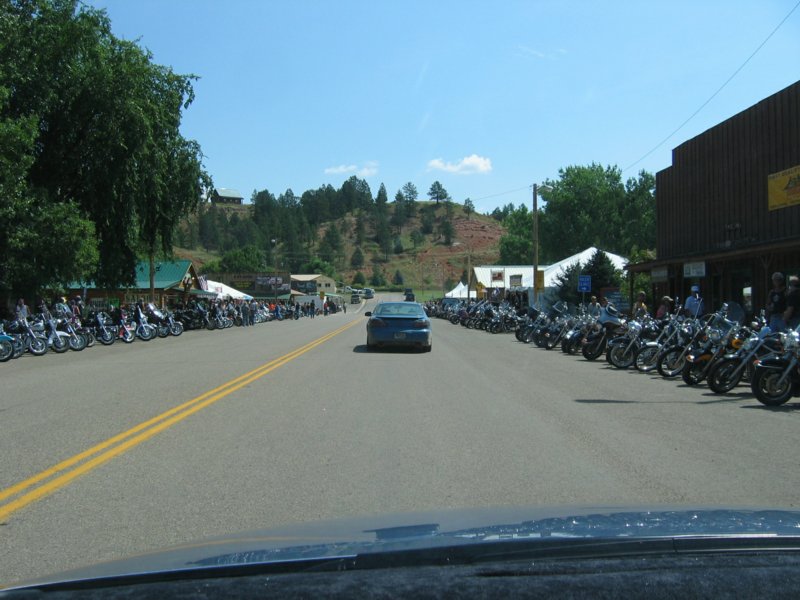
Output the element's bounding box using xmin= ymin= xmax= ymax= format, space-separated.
xmin=578 ymin=275 xmax=592 ymax=307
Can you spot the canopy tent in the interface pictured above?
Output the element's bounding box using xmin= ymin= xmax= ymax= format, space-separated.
xmin=445 ymin=282 xmax=476 ymax=298
xmin=542 ymin=247 xmax=628 ymax=288
xmin=205 ymin=279 xmax=253 ymax=300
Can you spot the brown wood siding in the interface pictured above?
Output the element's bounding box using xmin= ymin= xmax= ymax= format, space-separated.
xmin=655 ymin=81 xmax=800 ymax=261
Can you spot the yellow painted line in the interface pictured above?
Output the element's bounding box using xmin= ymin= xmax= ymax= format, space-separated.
xmin=0 ymin=319 xmax=361 ymax=522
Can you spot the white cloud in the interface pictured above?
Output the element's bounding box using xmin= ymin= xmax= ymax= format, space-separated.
xmin=324 ymin=164 xmax=357 ymax=175
xmin=517 ymin=44 xmax=546 ymax=59
xmin=427 ymin=154 xmax=492 ymax=175
xmin=357 ymin=161 xmax=379 ymax=178
xmin=324 ymin=161 xmax=379 ymax=177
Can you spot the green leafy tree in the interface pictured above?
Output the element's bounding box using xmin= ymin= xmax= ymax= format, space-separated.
xmin=1 ymin=0 xmax=209 ymax=295
xmin=401 ymin=181 xmax=418 ymax=218
xmin=420 ymin=207 xmax=435 ymax=234
xmin=410 ymin=229 xmax=425 ymax=249
xmin=393 ymin=237 xmax=404 ymax=254
xmin=463 ymin=197 xmax=475 ymax=219
xmin=353 ymin=210 xmax=366 ymax=246
xmin=439 ymin=219 xmax=454 ymax=246
xmin=218 ymin=245 xmax=266 ymax=272
xmin=554 ymin=262 xmax=583 ymax=305
xmin=370 ymin=265 xmax=387 ymax=287
xmin=317 ymin=223 xmax=343 ymax=264
xmin=392 ymin=270 xmax=404 ymax=285
xmin=583 ymin=249 xmax=623 ymax=298
xmin=498 ymin=205 xmax=532 ymax=264
xmin=539 ymin=164 xmax=654 ymax=262
xmin=352 ymin=271 xmax=366 ymax=285
xmin=350 ymin=246 xmax=364 ymax=268
xmin=300 ymin=256 xmax=336 ymax=278
xmin=391 ymin=190 xmax=407 ymax=233
xmin=428 ymin=180 xmax=449 ymax=204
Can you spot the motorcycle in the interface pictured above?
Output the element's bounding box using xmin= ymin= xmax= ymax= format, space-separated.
xmin=6 ymin=318 xmax=48 ymax=356
xmin=750 ymin=330 xmax=800 ymax=406
xmin=680 ymin=302 xmax=745 ymax=386
xmin=707 ymin=324 xmax=783 ymax=394
xmin=0 ymin=325 xmax=15 ymax=362
xmin=606 ymin=316 xmax=660 ymax=369
xmin=582 ymin=303 xmax=625 ymax=361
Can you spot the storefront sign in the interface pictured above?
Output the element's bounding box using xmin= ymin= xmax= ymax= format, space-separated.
xmin=768 ymin=164 xmax=800 ymax=211
xmin=651 ymin=266 xmax=668 ymax=282
xmin=490 ymin=270 xmax=504 ymax=283
xmin=683 ymin=261 xmax=706 ymax=277
xmin=509 ymin=274 xmax=522 ymax=287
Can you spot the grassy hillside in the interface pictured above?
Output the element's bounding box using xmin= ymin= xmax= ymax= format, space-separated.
xmin=175 ymin=201 xmax=504 ymax=292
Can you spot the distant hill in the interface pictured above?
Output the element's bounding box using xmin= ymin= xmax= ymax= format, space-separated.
xmin=174 ymin=200 xmax=504 ymax=292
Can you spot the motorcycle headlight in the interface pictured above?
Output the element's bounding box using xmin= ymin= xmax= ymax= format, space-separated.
xmin=709 ymin=329 xmax=722 ymax=343
xmin=731 ymin=337 xmax=744 ymax=350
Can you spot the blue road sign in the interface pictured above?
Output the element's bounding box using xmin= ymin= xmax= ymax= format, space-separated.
xmin=578 ymin=275 xmax=592 ymax=293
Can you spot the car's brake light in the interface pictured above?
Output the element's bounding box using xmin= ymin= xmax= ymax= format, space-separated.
xmin=412 ymin=319 xmax=428 ymax=329
xmin=369 ymin=318 xmax=387 ymax=327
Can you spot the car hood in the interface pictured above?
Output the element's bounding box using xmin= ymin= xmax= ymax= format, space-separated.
xmin=9 ymin=504 xmax=800 ymax=589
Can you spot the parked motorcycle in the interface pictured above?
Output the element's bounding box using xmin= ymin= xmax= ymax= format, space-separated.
xmin=750 ymin=330 xmax=800 ymax=406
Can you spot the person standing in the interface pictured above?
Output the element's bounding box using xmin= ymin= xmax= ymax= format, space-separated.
xmin=784 ymin=275 xmax=799 ymax=331
xmin=632 ymin=291 xmax=648 ymax=318
xmin=656 ymin=296 xmax=673 ymax=319
xmin=240 ymin=299 xmax=250 ymax=327
xmin=587 ymin=296 xmax=600 ymax=317
xmin=15 ymin=298 xmax=29 ymax=321
xmin=766 ymin=272 xmax=787 ymax=332
xmin=684 ymin=285 xmax=705 ymax=318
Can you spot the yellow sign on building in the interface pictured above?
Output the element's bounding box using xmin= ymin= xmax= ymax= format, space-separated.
xmin=534 ymin=269 xmax=545 ymax=291
xmin=768 ymin=164 xmax=800 ymax=211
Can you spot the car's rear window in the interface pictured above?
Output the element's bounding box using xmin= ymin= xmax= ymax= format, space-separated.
xmin=374 ymin=304 xmax=424 ymax=317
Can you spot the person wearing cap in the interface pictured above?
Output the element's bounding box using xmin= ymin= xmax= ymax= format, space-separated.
xmin=684 ymin=285 xmax=704 ymax=318
xmin=767 ymin=272 xmax=787 ymax=332
xmin=656 ymin=296 xmax=673 ymax=319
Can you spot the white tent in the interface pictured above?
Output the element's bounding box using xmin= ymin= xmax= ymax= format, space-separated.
xmin=205 ymin=279 xmax=253 ymax=300
xmin=445 ymin=282 xmax=476 ymax=298
xmin=542 ymin=247 xmax=628 ymax=288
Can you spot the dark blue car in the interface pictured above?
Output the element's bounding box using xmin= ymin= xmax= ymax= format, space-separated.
xmin=365 ymin=302 xmax=432 ymax=352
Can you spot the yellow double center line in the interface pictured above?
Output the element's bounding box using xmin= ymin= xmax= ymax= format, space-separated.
xmin=0 ymin=319 xmax=360 ymax=523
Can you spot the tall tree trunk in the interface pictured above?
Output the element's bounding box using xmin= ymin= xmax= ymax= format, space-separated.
xmin=149 ymin=252 xmax=156 ymax=303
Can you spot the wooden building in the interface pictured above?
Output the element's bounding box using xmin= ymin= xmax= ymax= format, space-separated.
xmin=628 ymin=80 xmax=800 ymax=316
xmin=210 ymin=188 xmax=244 ymax=205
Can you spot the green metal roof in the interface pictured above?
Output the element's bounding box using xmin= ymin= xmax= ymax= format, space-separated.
xmin=69 ymin=260 xmax=194 ymax=290
xmin=133 ymin=260 xmax=192 ymax=289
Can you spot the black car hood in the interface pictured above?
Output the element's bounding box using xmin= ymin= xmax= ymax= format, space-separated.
xmin=8 ymin=504 xmax=800 ymax=590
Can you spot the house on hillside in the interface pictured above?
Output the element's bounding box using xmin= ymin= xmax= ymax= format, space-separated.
xmin=211 ymin=188 xmax=244 ymax=205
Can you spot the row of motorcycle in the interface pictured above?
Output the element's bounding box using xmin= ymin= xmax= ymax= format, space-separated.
xmin=0 ymin=301 xmax=274 ymax=363
xmin=432 ymin=298 xmax=800 ymax=407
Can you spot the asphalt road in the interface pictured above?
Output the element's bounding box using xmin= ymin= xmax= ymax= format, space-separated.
xmin=2 ymin=294 xmax=799 ymax=586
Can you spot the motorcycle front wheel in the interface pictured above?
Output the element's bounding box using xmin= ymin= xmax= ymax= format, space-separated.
xmin=634 ymin=345 xmax=660 ymax=372
xmin=28 ymin=336 xmax=48 ymax=356
xmin=169 ymin=321 xmax=184 ymax=336
xmin=68 ymin=333 xmax=87 ymax=351
xmin=707 ymin=357 xmax=743 ymax=394
xmin=750 ymin=368 xmax=794 ymax=406
xmin=608 ymin=344 xmax=636 ymax=369
xmin=657 ymin=346 xmax=686 ymax=378
xmin=0 ymin=339 xmax=13 ymax=362
xmin=681 ymin=359 xmax=708 ymax=386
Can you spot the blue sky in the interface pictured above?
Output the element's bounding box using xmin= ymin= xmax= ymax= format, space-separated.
xmin=90 ymin=0 xmax=799 ymax=214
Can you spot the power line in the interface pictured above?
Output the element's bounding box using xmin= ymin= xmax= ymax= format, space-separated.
xmin=470 ymin=185 xmax=532 ymax=203
xmin=622 ymin=0 xmax=800 ymax=173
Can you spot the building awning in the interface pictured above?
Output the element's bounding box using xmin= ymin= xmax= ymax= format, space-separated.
xmin=189 ymin=289 xmax=218 ymax=298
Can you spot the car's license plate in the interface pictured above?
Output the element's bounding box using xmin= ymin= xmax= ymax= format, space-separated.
xmin=394 ymin=332 xmax=406 ymax=340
